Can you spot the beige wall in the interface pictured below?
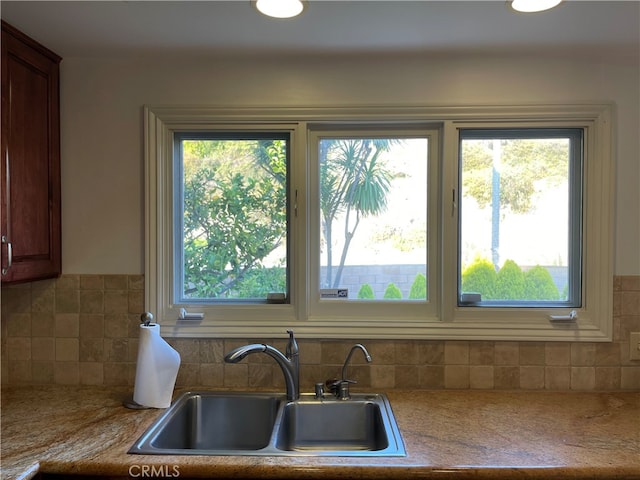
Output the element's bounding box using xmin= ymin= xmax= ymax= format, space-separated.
xmin=59 ymin=52 xmax=639 ymax=275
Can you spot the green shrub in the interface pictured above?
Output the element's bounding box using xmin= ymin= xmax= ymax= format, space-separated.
xmin=408 ymin=273 xmax=427 ymax=299
xmin=524 ymin=265 xmax=559 ymax=300
xmin=383 ymin=283 xmax=403 ymax=299
xmin=495 ymin=259 xmax=526 ymax=300
xmin=357 ymin=283 xmax=375 ymax=299
xmin=461 ymin=257 xmax=497 ymax=299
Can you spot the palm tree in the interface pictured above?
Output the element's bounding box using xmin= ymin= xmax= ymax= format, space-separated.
xmin=320 ymin=138 xmax=396 ymax=288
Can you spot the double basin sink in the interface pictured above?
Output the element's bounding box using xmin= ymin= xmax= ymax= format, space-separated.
xmin=128 ymin=391 xmax=405 ymax=457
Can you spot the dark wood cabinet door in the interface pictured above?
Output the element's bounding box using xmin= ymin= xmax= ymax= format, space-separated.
xmin=1 ymin=21 xmax=61 ymax=283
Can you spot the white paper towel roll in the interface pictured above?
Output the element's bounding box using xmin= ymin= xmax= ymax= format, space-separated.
xmin=133 ymin=323 xmax=181 ymax=408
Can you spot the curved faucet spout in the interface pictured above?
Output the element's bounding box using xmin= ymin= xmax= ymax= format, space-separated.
xmin=224 ymin=344 xmax=267 ymax=363
xmin=223 ymin=333 xmax=300 ymax=401
xmin=342 ymin=343 xmax=372 ymax=381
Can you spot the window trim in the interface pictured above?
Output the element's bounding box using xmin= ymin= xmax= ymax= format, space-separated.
xmin=144 ymin=104 xmax=613 ymax=341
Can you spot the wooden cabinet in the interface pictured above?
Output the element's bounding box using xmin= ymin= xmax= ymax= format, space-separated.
xmin=1 ymin=21 xmax=61 ymax=283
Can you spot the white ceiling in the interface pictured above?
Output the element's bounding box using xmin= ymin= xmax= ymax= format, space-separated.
xmin=1 ymin=0 xmax=638 ymax=59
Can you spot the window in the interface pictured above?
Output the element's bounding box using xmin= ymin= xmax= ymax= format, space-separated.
xmin=458 ymin=128 xmax=583 ymax=307
xmin=145 ymin=105 xmax=613 ymax=341
xmin=174 ymin=132 xmax=289 ymax=303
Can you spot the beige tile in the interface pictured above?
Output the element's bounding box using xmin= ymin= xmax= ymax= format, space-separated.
xmin=80 ymin=362 xmax=104 ymax=385
xmin=200 ymin=339 xmax=225 ymax=363
xmin=55 ymin=289 xmax=79 ymax=314
xmin=444 ymin=365 xmax=469 ymax=389
xmin=595 ymin=342 xmax=621 ymax=366
xmin=7 ymin=337 xmax=31 ymax=361
xmin=469 ymin=342 xmax=494 ymax=365
xmin=32 ymin=361 xmax=54 ymax=384
xmin=176 ymin=363 xmax=200 ymax=387
xmin=55 ymin=275 xmax=79 ymax=290
xmin=519 ymin=366 xmax=545 ymax=390
xmin=79 ymin=314 xmax=105 ymax=338
xmin=55 ymin=314 xmax=79 ymax=337
xmin=54 ymin=361 xmax=79 ymax=384
xmin=223 ymin=364 xmax=249 ymax=388
xmin=31 ymin=283 xmax=55 ymax=313
xmin=79 ymin=290 xmax=104 ymax=314
xmin=571 ymin=366 xmax=595 ymax=390
xmin=80 ymin=338 xmax=105 ymax=362
xmin=495 ymin=342 xmax=519 ymax=365
xmin=104 ymin=275 xmax=129 ymax=290
xmin=55 ymin=338 xmax=79 ymax=361
xmin=367 ymin=341 xmax=395 ymax=365
xmin=545 ymin=366 xmax=570 ymax=390
xmin=494 ymin=366 xmax=519 ymax=389
xmin=395 ymin=365 xmax=420 ymax=388
xmin=200 ymin=363 xmax=224 ymax=387
xmin=106 ymin=338 xmax=130 ymax=362
xmin=618 ymin=276 xmax=640 ymax=291
xmin=128 ymin=290 xmax=144 ymax=314
xmin=321 ymin=342 xmax=348 ymax=365
xmin=6 ymin=313 xmax=31 ymax=337
xmin=571 ymin=343 xmax=596 ymax=366
xmin=395 ymin=341 xmax=422 ymax=364
xmin=104 ymin=313 xmax=129 ymax=338
xmin=171 ymin=338 xmax=200 ymax=363
xmin=595 ymin=366 xmax=620 ymax=390
xmin=469 ymin=365 xmax=494 ymax=389
xmin=128 ymin=275 xmax=144 ymax=290
xmin=370 ymin=365 xmax=395 ymax=389
xmin=80 ymin=275 xmax=104 ymax=290
xmin=104 ymin=290 xmax=129 ymax=314
xmin=9 ymin=360 xmax=32 ymax=384
xmin=519 ymin=342 xmax=545 ymax=365
xmin=621 ymin=291 xmax=640 ymax=316
xmin=31 ymin=313 xmax=55 ymax=337
xmin=417 ymin=365 xmax=444 ymax=388
xmin=32 ymin=337 xmax=55 ymax=361
xmin=3 ymin=286 xmax=31 ymax=313
xmin=621 ymin=366 xmax=640 ymax=390
xmin=545 ymin=343 xmax=571 ymax=366
xmin=248 ymin=363 xmax=273 ymax=388
xmin=298 ymin=340 xmax=322 ymax=365
xmin=421 ymin=341 xmax=444 ymax=365
xmin=103 ymin=362 xmax=129 ymax=385
xmin=444 ymin=341 xmax=469 ymax=365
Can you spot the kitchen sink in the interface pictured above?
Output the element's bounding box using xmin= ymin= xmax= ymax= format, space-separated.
xmin=275 ymin=396 xmax=390 ymax=452
xmin=128 ymin=391 xmax=405 ymax=457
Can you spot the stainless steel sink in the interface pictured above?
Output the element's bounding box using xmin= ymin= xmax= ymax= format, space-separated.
xmin=275 ymin=396 xmax=391 ymax=453
xmin=128 ymin=391 xmax=405 ymax=457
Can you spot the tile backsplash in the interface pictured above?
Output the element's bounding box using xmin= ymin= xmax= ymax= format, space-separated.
xmin=2 ymin=275 xmax=639 ymax=390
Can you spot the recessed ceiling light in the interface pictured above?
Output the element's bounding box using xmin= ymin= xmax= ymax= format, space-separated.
xmin=255 ymin=0 xmax=305 ymax=19
xmin=509 ymin=0 xmax=563 ymax=13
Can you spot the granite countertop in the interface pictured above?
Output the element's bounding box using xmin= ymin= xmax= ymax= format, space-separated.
xmin=1 ymin=385 xmax=638 ymax=480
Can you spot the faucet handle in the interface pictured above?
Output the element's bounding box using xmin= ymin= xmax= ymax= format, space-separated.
xmin=286 ymin=329 xmax=299 ymax=359
xmin=325 ymin=378 xmax=356 ymax=397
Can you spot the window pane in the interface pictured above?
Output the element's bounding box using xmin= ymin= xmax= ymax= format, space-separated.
xmin=318 ymin=137 xmax=429 ymax=301
xmin=459 ymin=129 xmax=582 ymax=306
xmin=176 ymin=133 xmax=288 ymax=302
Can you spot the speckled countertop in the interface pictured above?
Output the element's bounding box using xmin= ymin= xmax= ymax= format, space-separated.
xmin=1 ymin=385 xmax=638 ymax=480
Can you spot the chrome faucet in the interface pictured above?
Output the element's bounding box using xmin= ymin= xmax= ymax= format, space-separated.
xmin=328 ymin=343 xmax=373 ymax=400
xmin=224 ymin=330 xmax=299 ymax=401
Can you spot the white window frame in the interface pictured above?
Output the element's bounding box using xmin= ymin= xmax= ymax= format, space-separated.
xmin=144 ymin=104 xmax=613 ymax=341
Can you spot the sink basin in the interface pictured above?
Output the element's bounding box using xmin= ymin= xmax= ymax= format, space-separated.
xmin=275 ymin=397 xmax=390 ymax=452
xmin=128 ymin=391 xmax=405 ymax=457
xmin=128 ymin=392 xmax=281 ymax=454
